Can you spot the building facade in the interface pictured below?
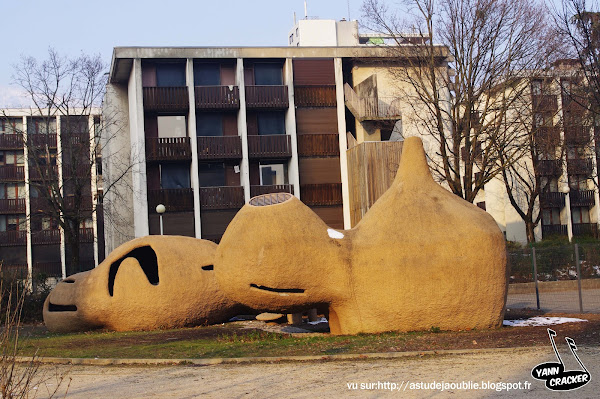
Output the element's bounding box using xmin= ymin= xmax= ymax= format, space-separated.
xmin=0 ymin=109 xmax=104 ymax=280
xmin=102 ymin=38 xmax=451 ymax=251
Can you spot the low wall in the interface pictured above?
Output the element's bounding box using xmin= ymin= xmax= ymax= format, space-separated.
xmin=508 ymin=279 xmax=600 ymax=294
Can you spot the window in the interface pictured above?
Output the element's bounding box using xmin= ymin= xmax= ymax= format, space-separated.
xmin=194 ymin=63 xmax=220 ymax=86
xmin=0 ymin=120 xmax=4 ymax=133
xmin=157 ymin=116 xmax=187 ymax=138
xmin=160 ymin=164 xmax=190 ymax=189
xmin=569 ymin=175 xmax=588 ymax=190
xmin=254 ymin=63 xmax=283 ymax=85
xmin=532 ymin=80 xmax=542 ymax=95
xmin=28 ymin=118 xmax=56 ymax=134
xmin=257 ymin=112 xmax=285 ymax=135
xmin=572 ymin=207 xmax=590 ymax=224
xmin=540 ymin=177 xmax=559 ymax=192
xmin=198 ymin=163 xmax=225 ymax=187
xmin=156 ymin=63 xmax=186 ymax=87
xmin=7 ymin=216 xmax=25 ymax=231
xmin=259 ymin=163 xmax=287 ymax=185
xmin=79 ymin=218 xmax=93 ymax=229
xmin=542 ymin=208 xmax=561 ymax=225
xmin=196 ymin=114 xmax=223 ymax=137
xmin=42 ymin=217 xmax=58 ymax=230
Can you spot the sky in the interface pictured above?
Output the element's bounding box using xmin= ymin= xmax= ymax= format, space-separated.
xmin=0 ymin=0 xmax=364 ymax=107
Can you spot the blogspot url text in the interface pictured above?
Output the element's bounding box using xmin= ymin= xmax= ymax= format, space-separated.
xmin=346 ymin=380 xmax=532 ymax=392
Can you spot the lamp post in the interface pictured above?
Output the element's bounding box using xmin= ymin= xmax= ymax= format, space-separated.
xmin=561 ymin=185 xmax=573 ymax=242
xmin=156 ymin=204 xmax=166 ymax=235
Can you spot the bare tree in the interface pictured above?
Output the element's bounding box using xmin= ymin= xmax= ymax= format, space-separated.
xmin=2 ymin=49 xmax=132 ymax=274
xmin=361 ymin=0 xmax=559 ymax=203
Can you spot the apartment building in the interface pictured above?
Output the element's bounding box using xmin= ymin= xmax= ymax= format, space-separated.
xmin=482 ymin=60 xmax=600 ymax=243
xmin=0 ymin=109 xmax=104 ymax=280
xmin=102 ymin=22 xmax=452 ymax=252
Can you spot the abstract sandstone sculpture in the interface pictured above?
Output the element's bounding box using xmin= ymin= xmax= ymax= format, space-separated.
xmin=215 ymin=137 xmax=508 ymax=335
xmin=43 ymin=236 xmax=243 ymax=332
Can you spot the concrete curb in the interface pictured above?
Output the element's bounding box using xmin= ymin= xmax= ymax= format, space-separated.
xmin=14 ymin=346 xmax=553 ymax=367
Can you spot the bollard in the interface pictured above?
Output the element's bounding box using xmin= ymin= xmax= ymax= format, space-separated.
xmin=532 ymin=247 xmax=540 ymax=310
xmin=575 ymin=244 xmax=584 ymax=313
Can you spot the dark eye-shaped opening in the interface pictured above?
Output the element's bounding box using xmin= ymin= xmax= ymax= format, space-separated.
xmin=201 ymin=265 xmax=214 ymax=271
xmin=108 ymin=246 xmax=159 ymax=296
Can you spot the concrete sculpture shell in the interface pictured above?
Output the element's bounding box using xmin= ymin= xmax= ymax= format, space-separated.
xmin=43 ymin=236 xmax=242 ymax=332
xmin=215 ymin=137 xmax=508 ymax=335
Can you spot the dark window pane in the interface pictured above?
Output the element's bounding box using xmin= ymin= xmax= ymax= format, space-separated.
xmin=156 ymin=63 xmax=186 ymax=87
xmin=198 ymin=163 xmax=226 ymax=187
xmin=194 ymin=63 xmax=220 ymax=86
xmin=254 ymin=63 xmax=283 ymax=85
xmin=257 ymin=112 xmax=285 ymax=135
xmin=161 ymin=164 xmax=190 ymax=189
xmin=261 ymin=166 xmax=276 ymax=185
xmin=196 ymin=114 xmax=223 ymax=137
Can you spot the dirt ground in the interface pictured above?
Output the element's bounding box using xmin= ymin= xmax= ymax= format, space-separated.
xmin=30 ymin=346 xmax=600 ymax=398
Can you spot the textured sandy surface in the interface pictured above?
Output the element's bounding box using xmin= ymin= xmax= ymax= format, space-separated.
xmin=32 ymin=347 xmax=599 ymax=398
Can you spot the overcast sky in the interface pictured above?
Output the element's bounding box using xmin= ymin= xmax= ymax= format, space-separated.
xmin=0 ymin=0 xmax=364 ymax=107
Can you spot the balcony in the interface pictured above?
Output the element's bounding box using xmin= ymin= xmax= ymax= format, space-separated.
xmin=541 ymin=224 xmax=567 ymax=237
xmin=79 ymin=228 xmax=94 ymax=243
xmin=29 ymin=165 xmax=59 ymax=181
xmin=196 ymin=136 xmax=242 ymax=160
xmin=250 ymin=184 xmax=294 ymax=198
xmin=570 ymin=189 xmax=596 ymax=207
xmin=245 ymin=85 xmax=289 ymax=109
xmin=195 ymin=86 xmax=239 ymax=109
xmin=294 ymin=85 xmax=337 ymax=107
xmin=297 ymin=134 xmax=340 ymax=157
xmin=0 ymin=165 xmax=25 ymax=181
xmin=0 ymin=134 xmax=24 ymax=149
xmin=199 ymin=186 xmax=245 ymax=210
xmin=27 ymin=134 xmax=57 ymax=148
xmin=30 ymin=197 xmax=54 ymax=213
xmin=535 ymin=160 xmax=562 ymax=176
xmin=0 ymin=198 xmax=26 ymax=214
xmin=532 ymin=94 xmax=558 ymax=111
xmin=2 ymin=264 xmax=28 ymax=277
xmin=61 ymin=133 xmax=90 ymax=146
xmin=62 ymin=164 xmax=90 ymax=179
xmin=564 ymin=126 xmax=591 ymax=146
xmin=148 ymin=188 xmax=194 ymax=212
xmin=146 ymin=137 xmax=192 ymax=162
xmin=31 ymin=229 xmax=61 ymax=245
xmin=300 ymin=183 xmax=343 ymax=206
xmin=539 ymin=192 xmax=565 ymax=208
xmin=344 ymin=84 xmax=401 ymax=122
xmin=534 ymin=127 xmax=560 ymax=145
xmin=143 ymin=87 xmax=189 ymax=112
xmin=573 ymin=223 xmax=598 ymax=237
xmin=567 ymin=158 xmax=593 ymax=176
xmin=0 ymin=231 xmax=26 ymax=246
xmin=247 ymin=135 xmax=292 ymax=159
xmin=34 ymin=262 xmax=62 ymax=277
xmin=64 ymin=195 xmax=93 ymax=211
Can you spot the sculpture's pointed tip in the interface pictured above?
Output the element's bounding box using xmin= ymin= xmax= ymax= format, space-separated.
xmin=395 ymin=137 xmax=433 ymax=185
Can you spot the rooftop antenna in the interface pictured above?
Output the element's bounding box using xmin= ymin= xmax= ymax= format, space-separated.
xmin=304 ymin=0 xmax=308 ymax=19
xmin=347 ymin=0 xmax=351 ymax=20
xmin=293 ymin=11 xmax=297 ymax=25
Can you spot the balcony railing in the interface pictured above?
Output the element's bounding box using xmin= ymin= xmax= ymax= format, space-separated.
xmin=300 ymin=183 xmax=343 ymax=206
xmin=62 ymin=133 xmax=90 ymax=146
xmin=196 ymin=136 xmax=242 ymax=160
xmin=564 ymin=126 xmax=591 ymax=145
xmin=570 ymin=189 xmax=596 ymax=207
xmin=250 ymin=184 xmax=294 ymax=198
xmin=199 ymin=186 xmax=245 ymax=210
xmin=247 ymin=135 xmax=292 ymax=159
xmin=64 ymin=195 xmax=93 ymax=211
xmin=29 ymin=165 xmax=59 ymax=181
xmin=146 ymin=137 xmax=192 ymax=162
xmin=30 ymin=197 xmax=54 ymax=213
xmin=34 ymin=262 xmax=62 ymax=277
xmin=534 ymin=127 xmax=560 ymax=144
xmin=532 ymin=94 xmax=558 ymax=111
xmin=535 ymin=160 xmax=562 ymax=176
xmin=541 ymin=224 xmax=567 ymax=237
xmin=0 ymin=165 xmax=25 ymax=181
xmin=567 ymin=158 xmax=593 ymax=176
xmin=294 ymin=85 xmax=337 ymax=107
xmin=148 ymin=188 xmax=194 ymax=212
xmin=573 ymin=223 xmax=598 ymax=237
xmin=195 ymin=86 xmax=240 ymax=109
xmin=31 ymin=229 xmax=61 ymax=245
xmin=1 ymin=264 xmax=28 ymax=277
xmin=344 ymin=84 xmax=401 ymax=121
xmin=245 ymin=85 xmax=289 ymax=109
xmin=0 ymin=198 xmax=26 ymax=214
xmin=297 ymin=134 xmax=339 ymax=157
xmin=27 ymin=134 xmax=57 ymax=148
xmin=0 ymin=134 xmax=24 ymax=149
xmin=62 ymin=164 xmax=90 ymax=179
xmin=539 ymin=192 xmax=565 ymax=208
xmin=143 ymin=86 xmax=189 ymax=112
xmin=0 ymin=231 xmax=26 ymax=246
xmin=79 ymin=228 xmax=94 ymax=243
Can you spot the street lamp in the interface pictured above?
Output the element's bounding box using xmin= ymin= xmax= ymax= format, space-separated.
xmin=156 ymin=204 xmax=166 ymax=235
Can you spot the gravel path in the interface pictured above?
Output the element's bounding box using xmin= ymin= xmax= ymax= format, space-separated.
xmin=32 ymin=347 xmax=599 ymax=398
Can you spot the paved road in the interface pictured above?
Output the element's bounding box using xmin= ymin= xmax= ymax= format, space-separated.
xmin=507 ymin=288 xmax=600 ymax=313
xmin=32 ymin=347 xmax=599 ymax=398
